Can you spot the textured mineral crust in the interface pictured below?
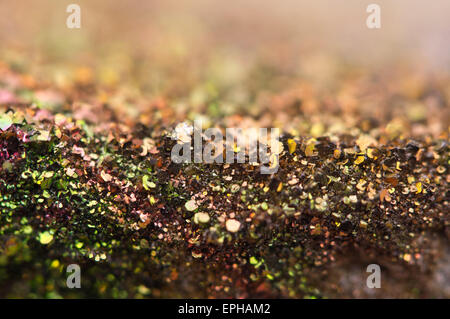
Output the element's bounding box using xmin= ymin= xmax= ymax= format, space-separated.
xmin=0 ymin=59 xmax=448 ymax=298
